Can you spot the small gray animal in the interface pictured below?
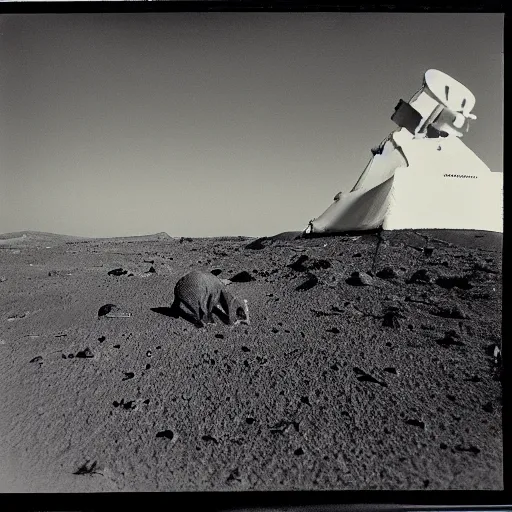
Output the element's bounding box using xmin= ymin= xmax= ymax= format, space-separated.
xmin=170 ymin=270 xmax=249 ymax=327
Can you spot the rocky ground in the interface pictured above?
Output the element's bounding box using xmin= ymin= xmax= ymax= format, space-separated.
xmin=0 ymin=229 xmax=503 ymax=491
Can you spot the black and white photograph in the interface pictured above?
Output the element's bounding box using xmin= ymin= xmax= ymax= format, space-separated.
xmin=0 ymin=9 xmax=504 ymax=493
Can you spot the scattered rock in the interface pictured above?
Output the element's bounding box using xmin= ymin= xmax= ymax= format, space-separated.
xmin=382 ymin=311 xmax=401 ymax=328
xmin=424 ymin=247 xmax=434 ymax=257
xmin=76 ymin=347 xmax=94 ymax=358
xmin=407 ymin=269 xmax=432 ymax=284
xmin=376 ymin=267 xmax=398 ymax=279
xmin=433 ymin=304 xmax=468 ymax=319
xmin=107 ymin=268 xmax=128 ymax=276
xmin=472 ymin=261 xmax=498 ymax=274
xmin=405 ymin=419 xmax=425 ymax=429
xmin=73 ymin=461 xmax=100 ymax=476
xmin=483 ymin=402 xmax=494 ymax=413
xmin=346 ymin=271 xmax=373 ymax=286
xmin=454 ymin=444 xmax=480 ymax=455
xmin=98 ymin=304 xmax=131 ymax=318
xmin=156 ymin=430 xmax=174 ymax=440
xmin=226 ymin=468 xmax=242 ymax=484
xmin=436 ymin=276 xmax=473 ymax=290
xmin=229 ymin=271 xmax=255 ymax=283
xmin=353 ymin=367 xmax=387 ymax=386
xmin=269 ymin=420 xmax=300 ymax=434
xmin=288 ymin=255 xmax=331 ymax=272
xmin=296 ymin=273 xmax=319 ymax=291
xmin=201 ymin=435 xmax=219 ymax=445
xmin=436 ymin=331 xmax=464 ymax=347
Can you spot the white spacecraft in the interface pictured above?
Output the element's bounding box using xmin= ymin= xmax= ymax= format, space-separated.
xmin=305 ymin=69 xmax=503 ymax=234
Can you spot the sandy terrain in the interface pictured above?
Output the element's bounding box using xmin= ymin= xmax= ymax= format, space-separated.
xmin=0 ymin=229 xmax=503 ymax=491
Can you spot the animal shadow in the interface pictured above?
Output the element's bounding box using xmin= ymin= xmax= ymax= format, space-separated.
xmin=151 ymin=306 xmax=230 ymax=328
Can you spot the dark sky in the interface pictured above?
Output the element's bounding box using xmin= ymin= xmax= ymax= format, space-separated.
xmin=0 ymin=13 xmax=503 ymax=237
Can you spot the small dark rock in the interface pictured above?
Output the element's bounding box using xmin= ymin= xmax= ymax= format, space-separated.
xmin=122 ymin=372 xmax=135 ymax=381
xmin=405 ymin=419 xmax=425 ymax=429
xmin=346 ymin=271 xmax=373 ymax=286
xmin=436 ymin=276 xmax=473 ymax=290
xmin=98 ymin=336 xmax=106 ymax=342
xmin=98 ymin=304 xmax=117 ymax=317
xmin=73 ymin=461 xmax=98 ymax=475
xmin=68 ymin=353 xmax=75 ymax=358
xmin=437 ymin=330 xmax=464 ymax=347
xmin=424 ymin=247 xmax=434 ymax=257
xmin=294 ymin=447 xmax=305 ymax=456
xmin=327 ymin=327 xmax=340 ymax=334
xmin=382 ymin=311 xmax=401 ymax=328
xmin=201 ymin=435 xmax=219 ymax=445
xmin=353 ymin=253 xmax=362 ymax=258
xmin=76 ymin=347 xmax=94 ymax=358
xmin=108 ymin=268 xmax=128 ymax=276
xmin=376 ymin=267 xmax=398 ymax=279
xmin=230 ymin=271 xmax=254 ymax=283
xmin=483 ymin=402 xmax=494 ymax=413
xmin=434 ymin=304 xmax=468 ymax=319
xmin=455 ymin=444 xmax=480 ymax=455
xmin=147 ymin=266 xmax=156 ymax=274
xmin=241 ymin=346 xmax=250 ymax=352
xmin=246 ymin=417 xmax=255 ymax=425
xmin=383 ymin=367 xmax=397 ymax=374
xmin=407 ymin=269 xmax=432 ymax=284
xmin=156 ymin=430 xmax=174 ymax=440
xmin=113 ymin=345 xmax=120 ymax=349
xmin=211 ymin=269 xmax=222 ymax=276
xmin=226 ymin=468 xmax=242 ymax=483
xmin=30 ymin=356 xmax=43 ymax=363
xmin=296 ymin=274 xmax=319 ymax=291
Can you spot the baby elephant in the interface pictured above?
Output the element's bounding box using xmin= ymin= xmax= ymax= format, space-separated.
xmin=170 ymin=270 xmax=249 ymax=327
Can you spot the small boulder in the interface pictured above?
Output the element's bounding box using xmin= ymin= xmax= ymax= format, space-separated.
xmin=376 ymin=267 xmax=398 ymax=279
xmin=407 ymin=269 xmax=432 ymax=284
xmin=346 ymin=271 xmax=373 ymax=286
xmin=108 ymin=268 xmax=128 ymax=276
xmin=229 ymin=271 xmax=255 ymax=283
xmin=76 ymin=347 xmax=94 ymax=358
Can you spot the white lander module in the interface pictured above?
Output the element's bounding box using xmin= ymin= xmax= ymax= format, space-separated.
xmin=305 ymin=69 xmax=503 ymax=234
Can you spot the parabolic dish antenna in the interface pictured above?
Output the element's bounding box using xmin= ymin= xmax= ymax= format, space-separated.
xmin=424 ymin=69 xmax=476 ymax=117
